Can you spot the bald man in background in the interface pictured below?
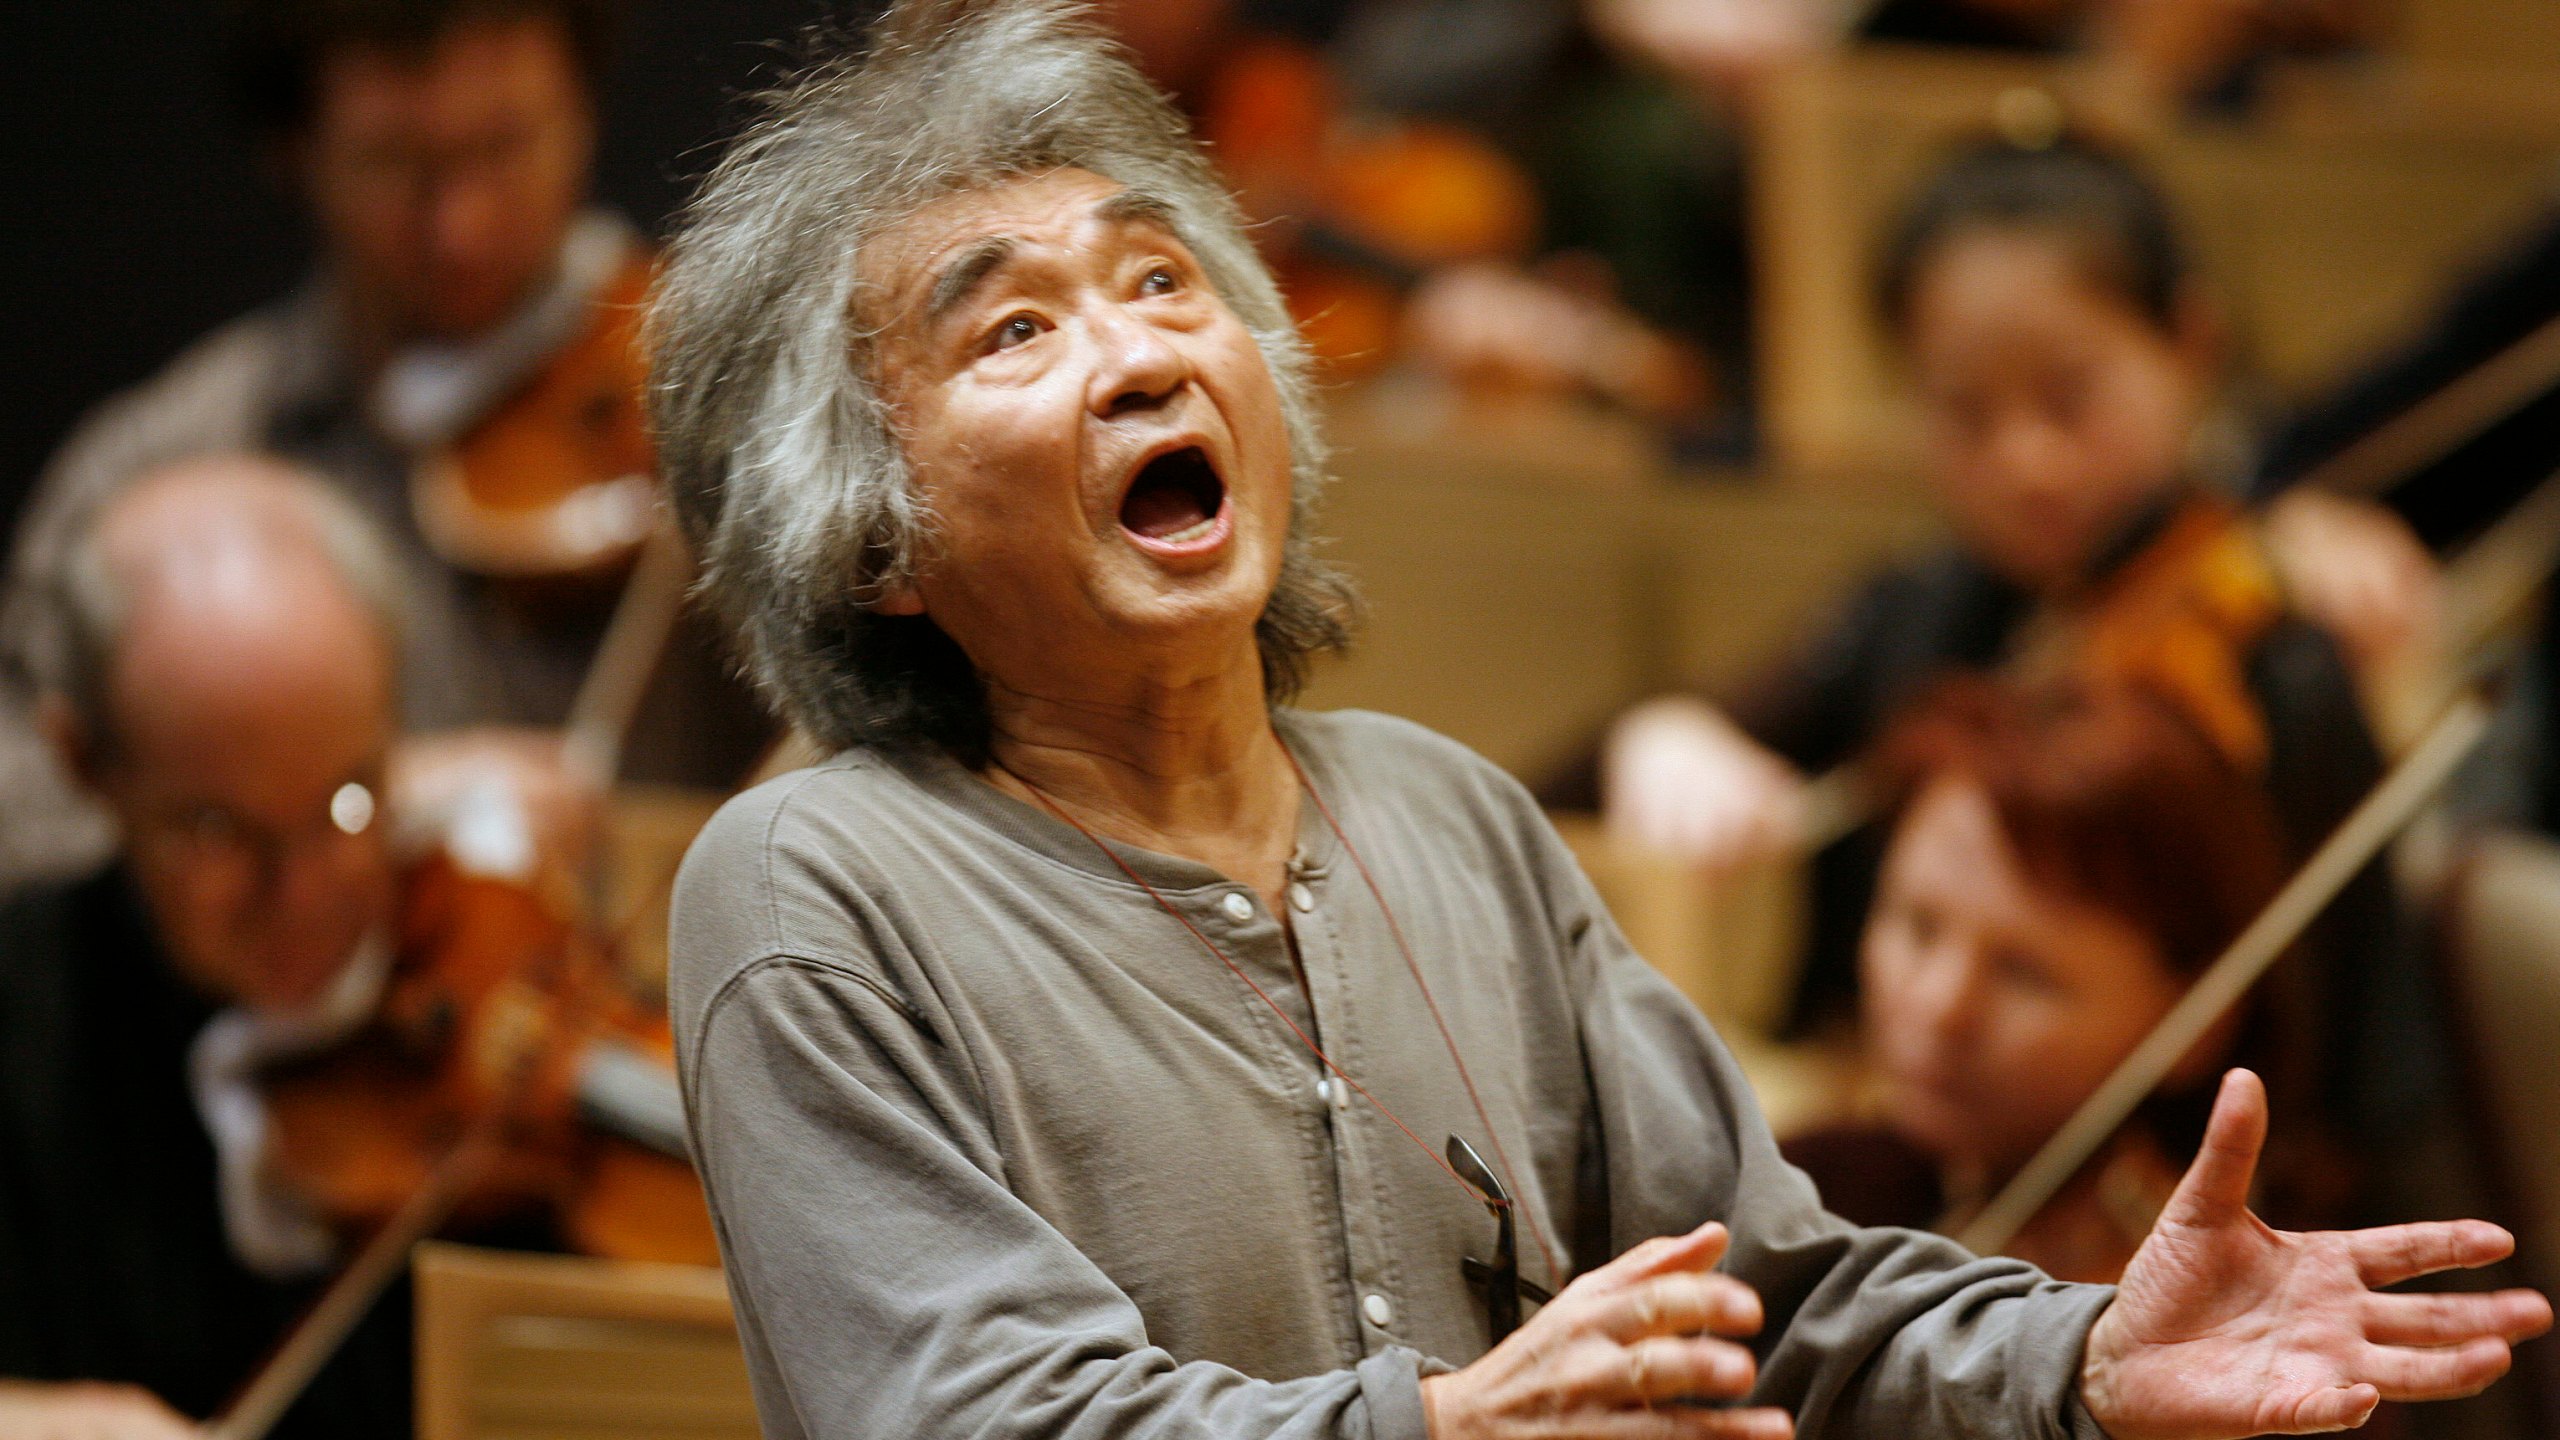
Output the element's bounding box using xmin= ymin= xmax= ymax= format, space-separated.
xmin=0 ymin=455 xmax=415 ymax=1438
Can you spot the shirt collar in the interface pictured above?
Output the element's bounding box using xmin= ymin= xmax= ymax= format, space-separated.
xmin=867 ymin=710 xmax=1345 ymax=897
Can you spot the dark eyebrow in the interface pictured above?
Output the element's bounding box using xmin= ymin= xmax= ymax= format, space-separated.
xmin=920 ymin=189 xmax=1184 ymax=330
xmin=924 ymin=235 xmax=1017 ymax=328
xmin=1096 ymin=187 xmax=1181 ymax=231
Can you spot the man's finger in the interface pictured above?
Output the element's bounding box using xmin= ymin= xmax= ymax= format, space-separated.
xmin=1611 ymin=1404 xmax=1795 ymax=1440
xmin=1607 ymin=1334 xmax=1759 ymax=1405
xmin=2163 ymin=1069 xmax=2267 ymax=1226
xmin=2363 ymin=1288 xmax=2553 ymax=1347
xmin=2348 ymin=1219 xmax=2517 ymax=1288
xmin=2356 ymin=1337 xmax=2514 ymax=1402
xmin=1600 ymin=1272 xmax=1765 ymax=1341
xmin=2276 ymin=1383 xmax=2379 ymax=1433
xmin=1590 ymin=1223 xmax=1731 ymax=1291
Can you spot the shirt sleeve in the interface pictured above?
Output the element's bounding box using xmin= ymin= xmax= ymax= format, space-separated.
xmin=1553 ymin=828 xmax=2116 ymax=1439
xmin=682 ymin=951 xmax=1437 ymax=1440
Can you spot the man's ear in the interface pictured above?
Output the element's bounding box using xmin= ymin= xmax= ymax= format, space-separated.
xmin=34 ymin=694 xmax=105 ymax=795
xmin=873 ymin=583 xmax=927 ymax=617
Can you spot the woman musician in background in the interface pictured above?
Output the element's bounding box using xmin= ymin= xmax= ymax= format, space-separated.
xmin=1785 ymin=674 xmax=2336 ymax=1281
xmin=1538 ymin=140 xmax=2464 ymax=1207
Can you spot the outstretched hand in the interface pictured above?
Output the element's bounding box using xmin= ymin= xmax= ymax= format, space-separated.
xmin=2080 ymin=1070 xmax=2551 ymax=1438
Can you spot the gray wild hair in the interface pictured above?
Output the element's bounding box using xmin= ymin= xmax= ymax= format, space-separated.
xmin=646 ymin=0 xmax=1356 ymax=763
xmin=32 ymin=453 xmax=408 ymax=757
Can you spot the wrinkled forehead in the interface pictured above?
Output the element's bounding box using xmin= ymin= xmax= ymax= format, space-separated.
xmin=856 ymin=167 xmax=1183 ymax=333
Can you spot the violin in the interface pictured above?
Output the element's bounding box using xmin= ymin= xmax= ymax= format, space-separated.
xmin=255 ymin=844 xmax=717 ymax=1268
xmin=2014 ymin=493 xmax=2288 ymax=775
xmin=1802 ymin=492 xmax=2290 ymax=847
xmin=408 ymin=245 xmax=661 ymax=595
xmin=206 ymin=817 xmax=717 ymax=1440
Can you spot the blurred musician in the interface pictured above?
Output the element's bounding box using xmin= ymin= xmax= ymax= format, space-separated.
xmin=1546 ymin=137 xmax=2436 ymax=1078
xmin=1784 ymin=675 xmax=2328 ymax=1282
xmin=1100 ymin=0 xmax=1733 ymax=441
xmin=0 ymin=455 xmax=413 ymax=1438
xmin=0 ymin=0 xmax=763 ymax=894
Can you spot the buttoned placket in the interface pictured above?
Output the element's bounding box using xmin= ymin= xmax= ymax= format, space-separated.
xmin=1274 ymin=849 xmax=1413 ymax=1357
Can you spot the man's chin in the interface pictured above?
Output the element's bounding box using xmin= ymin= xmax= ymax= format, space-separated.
xmin=236 ymin=949 xmax=360 ymax=1018
xmin=407 ymin=275 xmax=544 ymax=344
xmin=1110 ymin=571 xmax=1277 ymax=641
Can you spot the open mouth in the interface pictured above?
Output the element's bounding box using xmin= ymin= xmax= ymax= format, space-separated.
xmin=1118 ymin=446 xmax=1227 ymax=548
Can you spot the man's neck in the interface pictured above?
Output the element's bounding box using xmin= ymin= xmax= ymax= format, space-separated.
xmin=982 ymin=648 xmax=1300 ymax=907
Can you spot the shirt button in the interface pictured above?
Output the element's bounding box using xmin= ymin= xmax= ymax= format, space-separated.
xmin=1287 ymin=881 xmax=1314 ymax=913
xmin=1221 ymin=892 xmax=1254 ymax=922
xmin=1362 ymin=1294 xmax=1394 ymax=1329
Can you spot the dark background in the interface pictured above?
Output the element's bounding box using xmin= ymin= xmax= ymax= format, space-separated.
xmin=0 ymin=0 xmax=879 ymax=544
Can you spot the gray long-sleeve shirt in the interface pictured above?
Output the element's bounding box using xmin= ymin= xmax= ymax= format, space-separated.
xmin=668 ymin=707 xmax=2115 ymax=1439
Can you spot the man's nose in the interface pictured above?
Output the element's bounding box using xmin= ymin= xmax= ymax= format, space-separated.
xmin=427 ymin=174 xmax=506 ymax=269
xmin=1086 ymin=308 xmax=1189 ymax=418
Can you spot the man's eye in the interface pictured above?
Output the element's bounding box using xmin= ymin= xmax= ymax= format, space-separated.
xmin=1140 ymin=266 xmax=1180 ymax=296
xmin=991 ymin=314 xmax=1045 ymax=351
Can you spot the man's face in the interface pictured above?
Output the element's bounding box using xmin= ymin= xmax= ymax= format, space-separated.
xmin=298 ymin=15 xmax=595 ymax=342
xmin=866 ymin=168 xmax=1295 ymax=693
xmin=92 ymin=586 xmax=399 ymax=1014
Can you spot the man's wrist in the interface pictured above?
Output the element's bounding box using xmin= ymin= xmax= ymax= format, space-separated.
xmin=2075 ymin=1301 xmax=2128 ymax=1440
xmin=1419 ymin=1373 xmax=1447 ymax=1440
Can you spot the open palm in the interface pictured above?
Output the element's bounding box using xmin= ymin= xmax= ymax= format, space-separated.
xmin=2079 ymin=1071 xmax=2551 ymax=1439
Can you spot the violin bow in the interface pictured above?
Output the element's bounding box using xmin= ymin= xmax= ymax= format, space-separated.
xmin=204 ymin=1120 xmax=506 ymax=1440
xmin=560 ymin=521 xmax=692 ymax=794
xmin=1957 ymin=457 xmax=2560 ymax=1254
xmin=1955 ymin=687 xmax=2492 ymax=1255
xmin=2293 ymin=308 xmax=2560 ymax=504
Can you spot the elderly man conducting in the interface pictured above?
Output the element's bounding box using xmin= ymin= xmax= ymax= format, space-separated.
xmin=655 ymin=4 xmax=2548 ymax=1437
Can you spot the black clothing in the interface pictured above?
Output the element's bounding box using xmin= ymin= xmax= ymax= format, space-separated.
xmin=1779 ymin=1125 xmax=1948 ymax=1231
xmin=2255 ymin=203 xmax=2560 ymax=835
xmin=2255 ymin=205 xmax=2560 ymax=554
xmin=0 ymin=867 xmax=411 ymax=1437
xmin=1861 ymin=0 xmax=2076 ymax=51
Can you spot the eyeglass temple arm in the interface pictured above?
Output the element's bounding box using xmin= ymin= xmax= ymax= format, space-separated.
xmin=1462 ymin=1257 xmax=1556 ymax=1305
xmin=1449 ymin=1136 xmax=1557 ymax=1305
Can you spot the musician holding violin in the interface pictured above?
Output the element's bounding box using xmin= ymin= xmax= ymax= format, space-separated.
xmin=0 ymin=0 xmax=765 ymax=897
xmin=0 ymin=454 xmax=714 ymax=1440
xmin=0 ymin=457 xmax=413 ymax=1438
xmin=1545 ymin=139 xmax=2456 ymax=1171
xmin=1787 ymin=674 xmax=2343 ymax=1281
